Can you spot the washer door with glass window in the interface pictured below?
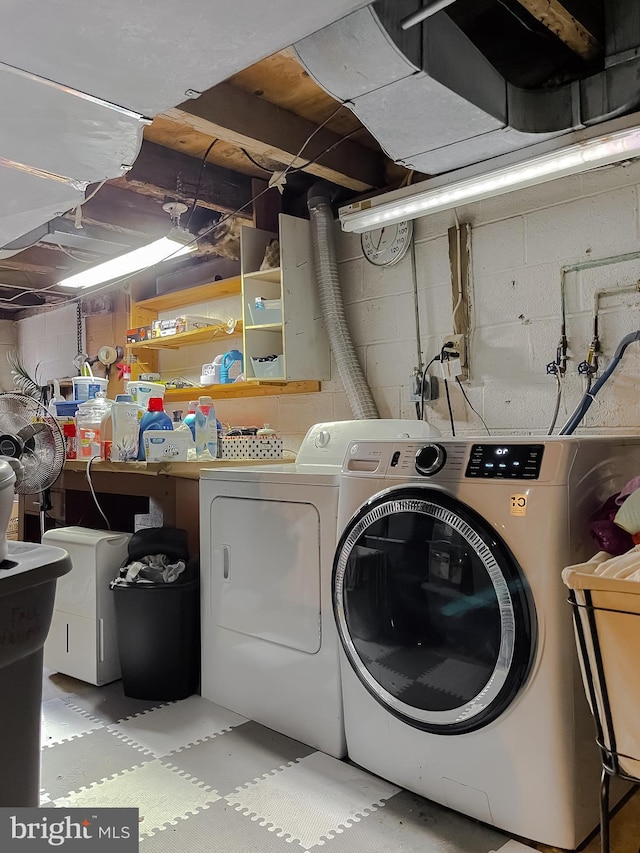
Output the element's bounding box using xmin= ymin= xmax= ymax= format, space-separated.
xmin=333 ymin=487 xmax=536 ymax=734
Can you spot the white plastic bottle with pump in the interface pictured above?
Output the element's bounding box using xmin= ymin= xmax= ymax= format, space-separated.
xmin=195 ymin=396 xmax=218 ymax=459
xmin=110 ymin=394 xmax=140 ymax=461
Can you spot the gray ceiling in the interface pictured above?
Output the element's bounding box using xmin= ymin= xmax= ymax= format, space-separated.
xmin=0 ymin=0 xmax=369 ymax=251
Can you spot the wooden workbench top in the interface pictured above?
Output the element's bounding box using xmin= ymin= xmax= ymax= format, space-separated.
xmin=63 ymin=457 xmax=296 ymax=480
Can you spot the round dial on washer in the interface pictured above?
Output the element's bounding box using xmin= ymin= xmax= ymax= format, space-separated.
xmin=415 ymin=443 xmax=447 ymax=476
xmin=315 ymin=430 xmax=331 ymax=448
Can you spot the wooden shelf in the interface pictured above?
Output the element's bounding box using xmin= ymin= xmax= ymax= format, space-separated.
xmin=135 ymin=276 xmax=242 ymax=312
xmin=127 ymin=321 xmax=243 ymax=351
xmin=163 ymin=380 xmax=320 ymax=402
xmin=243 ymin=267 xmax=281 ymax=284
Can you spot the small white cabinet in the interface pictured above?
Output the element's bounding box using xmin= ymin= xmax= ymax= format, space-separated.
xmin=241 ymin=213 xmax=330 ymax=381
xmin=43 ymin=527 xmax=131 ymax=686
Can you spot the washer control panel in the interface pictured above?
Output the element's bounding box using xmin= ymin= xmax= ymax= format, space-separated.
xmin=415 ymin=443 xmax=447 ymax=476
xmin=465 ymin=443 xmax=544 ymax=479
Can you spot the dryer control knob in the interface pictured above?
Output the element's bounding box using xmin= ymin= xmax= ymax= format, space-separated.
xmin=415 ymin=443 xmax=447 ymax=476
xmin=315 ymin=430 xmax=331 ymax=448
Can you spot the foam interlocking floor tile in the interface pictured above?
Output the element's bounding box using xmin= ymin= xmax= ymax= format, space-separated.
xmin=354 ymin=639 xmax=394 ymax=662
xmin=225 ymin=751 xmax=400 ymax=849
xmin=62 ymin=679 xmax=167 ymax=725
xmin=166 ymin=720 xmax=316 ymax=796
xmin=53 ymin=759 xmax=220 ymax=838
xmin=41 ymin=698 xmax=104 ymax=747
xmin=315 ymin=788 xmax=510 ymax=853
xmin=364 ymin=659 xmax=413 ymax=694
xmin=139 ymin=798 xmax=302 ymax=853
xmin=39 ymin=690 xmax=544 ymax=853
xmin=107 ymin=695 xmax=248 ymax=757
xmin=41 ymin=726 xmax=152 ymax=801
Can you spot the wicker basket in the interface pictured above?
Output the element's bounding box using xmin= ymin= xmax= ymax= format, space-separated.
xmin=563 ymin=552 xmax=640 ymax=853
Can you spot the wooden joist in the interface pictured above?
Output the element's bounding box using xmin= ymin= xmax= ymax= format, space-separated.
xmin=123 ymin=140 xmax=254 ymax=217
xmin=165 ymin=82 xmax=386 ymax=192
xmin=513 ymin=0 xmax=601 ymax=60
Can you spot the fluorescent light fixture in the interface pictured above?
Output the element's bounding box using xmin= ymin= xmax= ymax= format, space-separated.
xmin=339 ymin=123 xmax=640 ymax=233
xmin=58 ymin=228 xmax=195 ymax=290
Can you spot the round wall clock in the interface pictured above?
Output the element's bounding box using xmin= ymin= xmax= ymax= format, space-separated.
xmin=361 ymin=220 xmax=413 ymax=267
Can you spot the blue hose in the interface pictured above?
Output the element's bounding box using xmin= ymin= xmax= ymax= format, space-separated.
xmin=559 ymin=330 xmax=640 ymax=435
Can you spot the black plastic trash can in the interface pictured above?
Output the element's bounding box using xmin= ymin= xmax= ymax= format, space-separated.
xmin=112 ymin=577 xmax=199 ymax=700
xmin=110 ymin=527 xmax=200 ymax=701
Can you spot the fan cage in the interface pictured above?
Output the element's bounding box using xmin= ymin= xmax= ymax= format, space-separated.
xmin=0 ymin=393 xmax=65 ymax=493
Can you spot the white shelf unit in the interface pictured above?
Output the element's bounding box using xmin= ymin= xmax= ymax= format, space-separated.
xmin=241 ymin=213 xmax=330 ymax=382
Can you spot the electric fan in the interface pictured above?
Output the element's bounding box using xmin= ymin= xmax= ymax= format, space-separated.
xmin=0 ymin=393 xmax=66 ymax=555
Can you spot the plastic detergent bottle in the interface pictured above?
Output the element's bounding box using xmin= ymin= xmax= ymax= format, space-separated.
xmin=183 ymin=400 xmax=198 ymax=440
xmin=195 ymin=395 xmax=218 ymax=459
xmin=219 ymin=349 xmax=244 ymax=384
xmin=110 ymin=394 xmax=141 ymax=461
xmin=137 ymin=397 xmax=173 ymax=460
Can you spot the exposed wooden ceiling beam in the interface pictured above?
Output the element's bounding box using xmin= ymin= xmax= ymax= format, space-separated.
xmin=122 ymin=140 xmax=254 ymax=217
xmin=164 ymin=82 xmax=386 ymax=192
xmin=78 ymin=184 xmax=182 ymax=238
xmin=513 ymin=0 xmax=601 ymax=59
xmin=0 ymin=253 xmax=59 ymax=276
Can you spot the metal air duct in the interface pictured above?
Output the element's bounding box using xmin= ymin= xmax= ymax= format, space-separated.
xmin=294 ymin=0 xmax=640 ymax=176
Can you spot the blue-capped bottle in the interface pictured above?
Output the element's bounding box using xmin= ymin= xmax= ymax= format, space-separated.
xmin=137 ymin=397 xmax=173 ymax=460
xmin=195 ymin=395 xmax=218 ymax=459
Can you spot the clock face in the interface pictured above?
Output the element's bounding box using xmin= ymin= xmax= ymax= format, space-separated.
xmin=361 ymin=221 xmax=413 ymax=266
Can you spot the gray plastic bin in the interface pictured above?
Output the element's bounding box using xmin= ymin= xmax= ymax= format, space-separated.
xmin=0 ymin=541 xmax=71 ymax=806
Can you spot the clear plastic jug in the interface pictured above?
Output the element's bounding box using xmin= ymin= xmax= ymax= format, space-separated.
xmin=75 ymin=394 xmax=112 ymax=460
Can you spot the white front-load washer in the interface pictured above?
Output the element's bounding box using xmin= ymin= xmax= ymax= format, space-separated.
xmin=333 ymin=436 xmax=640 ymax=847
xmin=199 ymin=419 xmax=440 ymax=758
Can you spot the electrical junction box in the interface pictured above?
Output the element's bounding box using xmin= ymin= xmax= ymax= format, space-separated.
xmin=442 ymin=334 xmax=466 ymax=365
xmin=441 ymin=334 xmax=468 ymax=381
xmin=408 ymin=371 xmax=439 ymax=404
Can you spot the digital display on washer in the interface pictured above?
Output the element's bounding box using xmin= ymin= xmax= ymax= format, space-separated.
xmin=465 ymin=444 xmax=544 ymax=479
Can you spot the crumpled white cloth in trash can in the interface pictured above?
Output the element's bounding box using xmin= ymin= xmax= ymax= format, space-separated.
xmin=119 ymin=554 xmax=186 ymax=584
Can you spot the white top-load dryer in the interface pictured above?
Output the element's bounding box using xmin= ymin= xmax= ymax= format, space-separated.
xmin=199 ymin=419 xmax=440 ymax=757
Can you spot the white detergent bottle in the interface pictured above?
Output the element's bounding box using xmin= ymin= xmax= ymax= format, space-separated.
xmin=195 ymin=396 xmax=218 ymax=459
xmin=111 ymin=394 xmax=141 ymax=461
